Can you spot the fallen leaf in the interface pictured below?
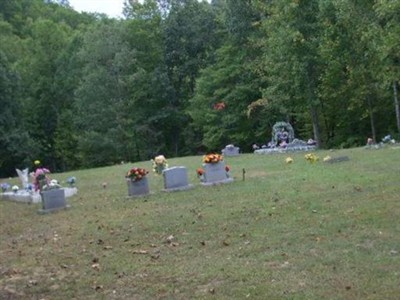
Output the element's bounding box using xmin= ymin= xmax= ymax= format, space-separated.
xmin=95 ymin=285 xmax=103 ymax=291
xmin=166 ymin=235 xmax=175 ymax=243
xmin=132 ymin=250 xmax=148 ymax=254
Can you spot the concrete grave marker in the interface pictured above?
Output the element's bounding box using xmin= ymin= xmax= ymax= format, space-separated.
xmin=127 ymin=177 xmax=150 ymax=197
xmin=38 ymin=188 xmax=69 ymax=214
xmin=202 ymin=161 xmax=234 ymax=186
xmin=163 ymin=166 xmax=194 ymax=192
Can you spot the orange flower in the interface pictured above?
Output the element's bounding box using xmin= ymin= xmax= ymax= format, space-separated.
xmin=197 ymin=168 xmax=204 ymax=176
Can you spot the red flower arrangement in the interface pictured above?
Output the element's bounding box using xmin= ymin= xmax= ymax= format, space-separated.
xmin=203 ymin=154 xmax=223 ymax=164
xmin=126 ymin=167 xmax=148 ymax=182
xmin=196 ymin=168 xmax=204 ymax=177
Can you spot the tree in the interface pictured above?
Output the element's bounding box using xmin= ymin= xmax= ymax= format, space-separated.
xmin=162 ymin=0 xmax=219 ymax=154
xmin=257 ymin=0 xmax=323 ymax=146
xmin=375 ymin=0 xmax=400 ymax=137
xmin=0 ymin=51 xmax=37 ymax=176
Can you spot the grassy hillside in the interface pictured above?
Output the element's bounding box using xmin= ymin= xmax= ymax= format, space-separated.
xmin=1 ymin=147 xmax=400 ymax=299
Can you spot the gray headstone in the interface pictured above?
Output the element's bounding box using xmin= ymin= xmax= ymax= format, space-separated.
xmin=202 ymin=161 xmax=234 ymax=186
xmin=38 ymin=188 xmax=69 ymax=214
xmin=163 ymin=166 xmax=194 ymax=192
xmin=127 ymin=176 xmax=150 ymax=197
xmin=222 ymin=145 xmax=240 ymax=156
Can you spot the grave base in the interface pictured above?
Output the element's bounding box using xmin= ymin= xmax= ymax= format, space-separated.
xmin=38 ymin=205 xmax=71 ymax=214
xmin=201 ymin=178 xmax=234 ymax=186
xmin=1 ymin=191 xmax=41 ymax=204
xmin=162 ymin=184 xmax=195 ymax=193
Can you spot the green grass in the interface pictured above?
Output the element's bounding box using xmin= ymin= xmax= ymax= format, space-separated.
xmin=1 ymin=147 xmax=400 ymax=299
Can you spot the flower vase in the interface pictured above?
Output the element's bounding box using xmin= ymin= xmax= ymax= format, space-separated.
xmin=127 ymin=177 xmax=150 ymax=197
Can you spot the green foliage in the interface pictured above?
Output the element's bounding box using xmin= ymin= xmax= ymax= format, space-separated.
xmin=189 ymin=44 xmax=263 ymax=150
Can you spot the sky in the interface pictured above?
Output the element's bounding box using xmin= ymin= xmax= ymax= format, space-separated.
xmin=68 ymin=0 xmax=126 ymax=18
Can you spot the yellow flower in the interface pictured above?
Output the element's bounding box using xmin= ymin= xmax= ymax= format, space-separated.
xmin=305 ymin=153 xmax=319 ymax=163
xmin=323 ymin=155 xmax=331 ymax=162
xmin=154 ymin=155 xmax=166 ymax=165
xmin=285 ymin=157 xmax=293 ymax=164
xmin=34 ymin=160 xmax=41 ymax=166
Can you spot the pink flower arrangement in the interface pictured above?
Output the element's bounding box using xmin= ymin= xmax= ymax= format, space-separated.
xmin=33 ymin=167 xmax=50 ymax=191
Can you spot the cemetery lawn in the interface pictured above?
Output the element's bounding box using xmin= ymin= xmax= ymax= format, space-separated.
xmin=1 ymin=147 xmax=400 ymax=299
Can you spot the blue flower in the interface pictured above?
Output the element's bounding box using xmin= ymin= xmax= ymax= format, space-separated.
xmin=1 ymin=182 xmax=10 ymax=192
xmin=66 ymin=176 xmax=76 ymax=186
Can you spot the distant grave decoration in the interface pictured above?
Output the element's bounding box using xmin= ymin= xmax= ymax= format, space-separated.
xmin=254 ymin=121 xmax=317 ymax=154
xmin=213 ymin=102 xmax=226 ymax=111
xmin=304 ymin=153 xmax=319 ymax=163
xmin=152 ymin=155 xmax=168 ymax=175
xmin=198 ymin=154 xmax=233 ymax=186
xmin=126 ymin=167 xmax=150 ymax=197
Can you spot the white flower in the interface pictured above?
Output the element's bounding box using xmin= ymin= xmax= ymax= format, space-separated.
xmin=12 ymin=185 xmax=19 ymax=192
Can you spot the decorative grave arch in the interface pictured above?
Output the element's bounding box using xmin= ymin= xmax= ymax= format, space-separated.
xmin=271 ymin=121 xmax=295 ymax=145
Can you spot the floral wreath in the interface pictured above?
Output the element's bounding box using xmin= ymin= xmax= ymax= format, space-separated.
xmin=203 ymin=154 xmax=223 ymax=164
xmin=126 ymin=167 xmax=148 ymax=182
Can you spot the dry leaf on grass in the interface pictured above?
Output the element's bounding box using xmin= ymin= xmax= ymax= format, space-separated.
xmin=132 ymin=250 xmax=148 ymax=254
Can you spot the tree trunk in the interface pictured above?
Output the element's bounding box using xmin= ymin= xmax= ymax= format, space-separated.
xmin=367 ymin=95 xmax=377 ymax=143
xmin=393 ymin=80 xmax=400 ymax=136
xmin=310 ymin=105 xmax=321 ymax=148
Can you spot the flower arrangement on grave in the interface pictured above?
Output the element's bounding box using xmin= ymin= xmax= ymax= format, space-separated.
xmin=66 ymin=176 xmax=76 ymax=187
xmin=32 ymin=167 xmax=51 ymax=191
xmin=285 ymin=157 xmax=293 ymax=164
xmin=305 ymin=153 xmax=319 ymax=163
xmin=41 ymin=179 xmax=62 ymax=191
xmin=203 ymin=154 xmax=224 ymax=164
xmin=1 ymin=182 xmax=10 ymax=192
xmin=126 ymin=167 xmax=148 ymax=182
xmin=225 ymin=165 xmax=231 ymax=178
xmin=151 ymin=155 xmax=168 ymax=175
xmin=196 ymin=168 xmax=205 ymax=182
xmin=323 ymin=155 xmax=331 ymax=162
xmin=12 ymin=185 xmax=19 ymax=193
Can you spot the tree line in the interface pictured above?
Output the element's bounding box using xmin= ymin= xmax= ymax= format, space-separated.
xmin=0 ymin=0 xmax=399 ymax=177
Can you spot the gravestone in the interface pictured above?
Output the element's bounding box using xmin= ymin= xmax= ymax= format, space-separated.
xmin=202 ymin=161 xmax=234 ymax=186
xmin=127 ymin=177 xmax=150 ymax=197
xmin=162 ymin=166 xmax=194 ymax=192
xmin=222 ymin=144 xmax=240 ymax=156
xmin=38 ymin=188 xmax=69 ymax=214
xmin=324 ymin=156 xmax=350 ymax=164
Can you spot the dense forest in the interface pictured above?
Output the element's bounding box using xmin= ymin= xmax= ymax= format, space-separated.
xmin=0 ymin=0 xmax=399 ymax=177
